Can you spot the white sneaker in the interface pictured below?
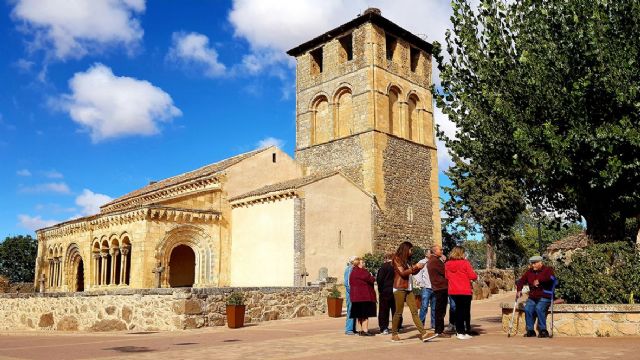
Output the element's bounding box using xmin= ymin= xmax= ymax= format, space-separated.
xmin=463 ymin=334 xmax=473 ymax=339
xmin=456 ymin=333 xmax=470 ymax=340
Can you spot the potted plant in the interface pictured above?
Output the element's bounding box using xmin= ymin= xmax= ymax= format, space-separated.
xmin=226 ymin=291 xmax=246 ymax=328
xmin=412 ymin=287 xmax=423 ymax=309
xmin=327 ymin=285 xmax=344 ymax=317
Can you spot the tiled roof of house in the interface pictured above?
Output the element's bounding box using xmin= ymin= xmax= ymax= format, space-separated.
xmin=228 ymin=172 xmax=341 ymax=202
xmin=101 ymin=146 xmax=272 ymax=210
xmin=547 ymin=231 xmax=591 ymax=251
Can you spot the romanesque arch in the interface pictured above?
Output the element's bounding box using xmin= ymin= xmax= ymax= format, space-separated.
xmin=407 ymin=93 xmax=421 ymax=142
xmin=388 ymin=85 xmax=402 ymax=136
xmin=65 ymin=243 xmax=84 ymax=292
xmin=333 ymin=86 xmax=354 ymax=138
xmin=155 ymin=225 xmax=214 ymax=288
xmin=311 ymin=95 xmax=331 ymax=144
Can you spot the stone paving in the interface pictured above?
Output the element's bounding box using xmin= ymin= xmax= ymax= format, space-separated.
xmin=0 ymin=292 xmax=638 ymax=360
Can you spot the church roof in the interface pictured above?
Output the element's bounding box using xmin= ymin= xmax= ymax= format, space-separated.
xmin=286 ymin=8 xmax=433 ymax=57
xmin=101 ymin=146 xmax=272 ymax=211
xmin=547 ymin=231 xmax=591 ymax=251
xmin=229 ymin=172 xmax=341 ymax=202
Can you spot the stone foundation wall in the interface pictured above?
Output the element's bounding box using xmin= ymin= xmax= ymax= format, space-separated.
xmin=501 ymin=303 xmax=640 ymax=337
xmin=0 ymin=287 xmax=327 ymax=332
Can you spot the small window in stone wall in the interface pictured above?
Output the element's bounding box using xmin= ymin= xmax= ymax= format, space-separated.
xmin=272 ymin=153 xmax=277 ymax=163
xmin=339 ymin=33 xmax=353 ymax=62
xmin=338 ymin=230 xmax=343 ymax=249
xmin=407 ymin=207 xmax=414 ymax=222
xmin=385 ymin=33 xmax=397 ymax=61
xmin=410 ymin=47 xmax=420 ymax=72
xmin=310 ymin=47 xmax=323 ymax=75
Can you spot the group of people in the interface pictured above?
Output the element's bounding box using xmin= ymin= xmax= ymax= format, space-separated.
xmin=344 ymin=241 xmax=478 ymax=342
xmin=343 ymin=241 xmax=558 ymax=342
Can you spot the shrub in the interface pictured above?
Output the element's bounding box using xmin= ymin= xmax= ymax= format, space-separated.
xmin=226 ymin=291 xmax=245 ymax=306
xmin=327 ymin=285 xmax=342 ymax=298
xmin=362 ymin=252 xmax=384 ymax=275
xmin=553 ymin=242 xmax=640 ymax=304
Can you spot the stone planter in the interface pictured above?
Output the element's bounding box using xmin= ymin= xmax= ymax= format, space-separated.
xmin=327 ymin=297 xmax=343 ymax=317
xmin=226 ymin=304 xmax=246 ymax=329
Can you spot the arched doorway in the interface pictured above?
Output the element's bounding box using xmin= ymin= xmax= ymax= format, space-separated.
xmin=168 ymin=245 xmax=195 ymax=287
xmin=76 ymin=259 xmax=84 ymax=292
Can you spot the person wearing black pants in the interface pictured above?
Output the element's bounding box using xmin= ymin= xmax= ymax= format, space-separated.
xmin=376 ymin=253 xmax=402 ymax=334
xmin=445 ymin=246 xmax=478 ymax=340
xmin=450 ymin=295 xmax=471 ymax=335
xmin=427 ymin=245 xmax=451 ymax=338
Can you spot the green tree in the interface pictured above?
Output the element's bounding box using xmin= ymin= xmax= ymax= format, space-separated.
xmin=0 ymin=235 xmax=38 ymax=283
xmin=512 ymin=209 xmax=585 ymax=261
xmin=434 ymin=0 xmax=640 ymax=243
xmin=442 ymin=160 xmax=526 ymax=268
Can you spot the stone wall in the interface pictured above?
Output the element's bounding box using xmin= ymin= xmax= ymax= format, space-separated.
xmin=375 ymin=135 xmax=433 ymax=252
xmin=0 ymin=287 xmax=327 ymax=332
xmin=473 ymin=269 xmax=516 ymax=300
xmin=501 ymin=303 xmax=640 ymax=337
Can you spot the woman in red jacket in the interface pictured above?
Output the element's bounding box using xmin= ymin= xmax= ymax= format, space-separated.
xmin=445 ymin=246 xmax=478 ymax=340
xmin=348 ymin=257 xmax=377 ymax=336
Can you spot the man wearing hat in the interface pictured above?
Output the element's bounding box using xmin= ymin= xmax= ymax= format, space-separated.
xmin=344 ymin=255 xmax=357 ymax=335
xmin=516 ymin=255 xmax=556 ymax=338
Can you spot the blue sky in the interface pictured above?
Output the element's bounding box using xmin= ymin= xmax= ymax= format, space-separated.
xmin=0 ymin=0 xmax=456 ymax=239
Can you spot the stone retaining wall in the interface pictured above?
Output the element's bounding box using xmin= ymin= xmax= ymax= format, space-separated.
xmin=501 ymin=303 xmax=640 ymax=337
xmin=0 ymin=287 xmax=327 ymax=332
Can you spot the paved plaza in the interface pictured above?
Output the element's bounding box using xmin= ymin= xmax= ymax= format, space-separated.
xmin=0 ymin=292 xmax=638 ymax=360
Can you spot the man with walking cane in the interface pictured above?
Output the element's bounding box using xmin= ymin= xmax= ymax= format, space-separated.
xmin=516 ymin=255 xmax=556 ymax=338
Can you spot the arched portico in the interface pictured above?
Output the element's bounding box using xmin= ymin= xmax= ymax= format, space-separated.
xmin=155 ymin=225 xmax=214 ymax=288
xmin=65 ymin=243 xmax=84 ymax=292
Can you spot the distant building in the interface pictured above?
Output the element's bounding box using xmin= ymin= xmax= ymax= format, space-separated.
xmin=35 ymin=9 xmax=441 ymax=292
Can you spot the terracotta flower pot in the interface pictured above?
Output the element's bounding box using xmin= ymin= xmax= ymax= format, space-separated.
xmin=226 ymin=304 xmax=246 ymax=328
xmin=327 ymin=297 xmax=344 ymax=317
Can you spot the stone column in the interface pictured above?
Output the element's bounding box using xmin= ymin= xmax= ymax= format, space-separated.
xmin=54 ymin=258 xmax=60 ymax=288
xmin=110 ymin=248 xmax=119 ymax=286
xmin=48 ymin=260 xmax=54 ymax=287
xmin=100 ymin=253 xmax=108 ymax=286
xmin=58 ymin=257 xmax=64 ymax=290
xmin=93 ymin=254 xmax=101 ymax=286
xmin=120 ymin=247 xmax=129 ymax=285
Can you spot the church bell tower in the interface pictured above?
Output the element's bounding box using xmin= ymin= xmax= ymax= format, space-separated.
xmin=287 ymin=8 xmax=441 ymax=252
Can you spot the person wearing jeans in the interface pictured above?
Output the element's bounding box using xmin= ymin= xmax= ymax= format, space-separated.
xmin=344 ymin=256 xmax=357 ymax=335
xmin=415 ymin=251 xmax=435 ymax=328
xmin=517 ymin=255 xmax=556 ymax=338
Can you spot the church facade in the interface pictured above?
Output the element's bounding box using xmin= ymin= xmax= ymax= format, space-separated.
xmin=34 ymin=9 xmax=440 ymax=292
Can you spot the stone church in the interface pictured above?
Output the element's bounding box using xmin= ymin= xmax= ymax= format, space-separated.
xmin=34 ymin=9 xmax=441 ymax=292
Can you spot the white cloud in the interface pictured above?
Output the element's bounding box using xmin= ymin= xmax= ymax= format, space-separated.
xmin=11 ymin=0 xmax=145 ymax=60
xmin=434 ymin=106 xmax=458 ymax=171
xmin=228 ymin=0 xmax=452 ymax=74
xmin=19 ymin=182 xmax=71 ymax=194
xmin=168 ymin=32 xmax=226 ymax=77
xmin=57 ymin=63 xmax=182 ymax=142
xmin=18 ymin=214 xmax=58 ymax=231
xmin=75 ymin=189 xmax=112 ymax=216
xmin=17 ymin=169 xmax=32 ymax=176
xmin=43 ymin=170 xmax=63 ymax=179
xmin=256 ymin=137 xmax=284 ymax=149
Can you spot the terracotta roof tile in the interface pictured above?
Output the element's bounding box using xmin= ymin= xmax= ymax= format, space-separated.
xmin=547 ymin=231 xmax=591 ymax=251
xmin=102 ymin=147 xmax=271 ymax=210
xmin=229 ymin=172 xmax=341 ymax=202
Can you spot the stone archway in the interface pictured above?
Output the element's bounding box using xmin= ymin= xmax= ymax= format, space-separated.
xmin=76 ymin=259 xmax=84 ymax=292
xmin=65 ymin=243 xmax=84 ymax=292
xmin=155 ymin=225 xmax=215 ymax=287
xmin=168 ymin=244 xmax=195 ymax=287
